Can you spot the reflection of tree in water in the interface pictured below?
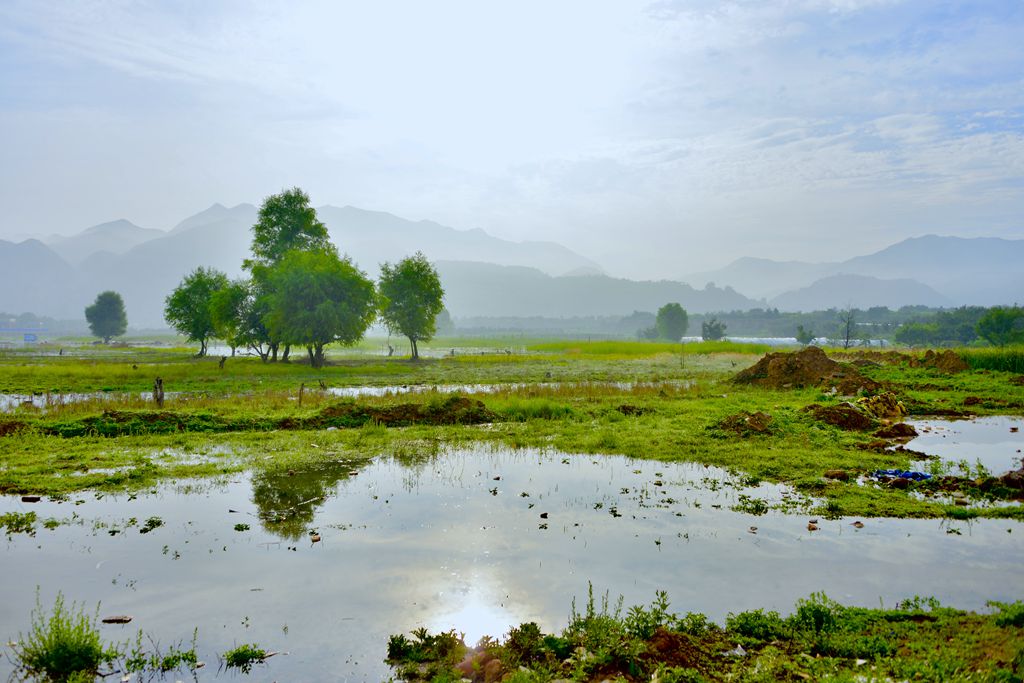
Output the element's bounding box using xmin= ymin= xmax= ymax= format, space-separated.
xmin=250 ymin=462 xmax=354 ymax=541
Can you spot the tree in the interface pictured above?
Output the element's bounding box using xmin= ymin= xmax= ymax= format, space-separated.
xmin=245 ymin=187 xmax=333 ymax=270
xmin=976 ymin=306 xmax=1024 ymax=347
xmin=263 ymin=249 xmax=377 ymax=368
xmin=701 ymin=317 xmax=727 ymax=341
xmin=655 ymin=303 xmax=689 ymax=341
xmin=837 ymin=307 xmax=857 ymax=350
xmin=84 ymin=291 xmax=127 ymax=343
xmin=378 ymin=252 xmax=445 ymax=360
xmin=209 ymin=280 xmax=250 ymax=356
xmin=795 ymin=324 xmax=815 ymax=346
xmin=164 ymin=267 xmax=229 ymax=356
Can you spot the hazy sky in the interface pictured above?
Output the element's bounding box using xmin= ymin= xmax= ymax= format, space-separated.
xmin=1 ymin=1 xmax=1022 ymax=278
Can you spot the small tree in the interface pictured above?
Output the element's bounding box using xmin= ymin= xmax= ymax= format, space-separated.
xmin=378 ymin=252 xmax=445 ymax=360
xmin=837 ymin=307 xmax=857 ymax=350
xmin=84 ymin=291 xmax=127 ymax=343
xmin=655 ymin=303 xmax=689 ymax=341
xmin=164 ymin=267 xmax=229 ymax=356
xmin=702 ymin=317 xmax=727 ymax=341
xmin=264 ymin=249 xmax=377 ymax=368
xmin=209 ymin=280 xmax=250 ymax=356
xmin=976 ymin=306 xmax=1024 ymax=347
xmin=795 ymin=325 xmax=815 ymax=346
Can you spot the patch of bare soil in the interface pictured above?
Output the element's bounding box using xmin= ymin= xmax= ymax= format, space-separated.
xmin=732 ymin=346 xmax=881 ymax=394
xmin=0 ymin=420 xmax=25 ymax=437
xmin=803 ymin=403 xmax=877 ymax=431
xmin=313 ymin=396 xmax=496 ymax=428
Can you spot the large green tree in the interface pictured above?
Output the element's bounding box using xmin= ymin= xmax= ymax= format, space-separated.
xmin=701 ymin=317 xmax=727 ymax=341
xmin=976 ymin=306 xmax=1024 ymax=347
xmin=246 ymin=187 xmax=333 ymax=270
xmin=209 ymin=280 xmax=250 ymax=356
xmin=264 ymin=249 xmax=377 ymax=368
xmin=164 ymin=267 xmax=229 ymax=356
xmin=655 ymin=303 xmax=688 ymax=341
xmin=84 ymin=291 xmax=127 ymax=343
xmin=378 ymin=252 xmax=445 ymax=359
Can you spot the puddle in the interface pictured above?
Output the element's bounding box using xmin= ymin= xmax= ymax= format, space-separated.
xmin=906 ymin=416 xmax=1024 ymax=475
xmin=2 ymin=448 xmax=1022 ymax=682
xmin=326 ymin=380 xmax=692 ymax=398
xmin=0 ymin=391 xmax=182 ymax=413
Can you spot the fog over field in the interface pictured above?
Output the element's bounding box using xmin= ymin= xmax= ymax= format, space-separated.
xmin=1 ymin=1 xmax=1021 ymax=287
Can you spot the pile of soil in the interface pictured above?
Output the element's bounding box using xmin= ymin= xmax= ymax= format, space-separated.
xmin=803 ymin=403 xmax=877 ymax=431
xmin=874 ymin=422 xmax=918 ymax=439
xmin=315 ymin=396 xmax=496 ymax=428
xmin=1010 ymin=376 xmax=1024 ymax=386
xmin=917 ymin=349 xmax=969 ymax=373
xmin=732 ymin=346 xmax=880 ymax=394
xmin=715 ymin=411 xmax=774 ymax=436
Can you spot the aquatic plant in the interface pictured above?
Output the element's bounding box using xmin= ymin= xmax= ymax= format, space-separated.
xmin=12 ymin=592 xmax=119 ymax=682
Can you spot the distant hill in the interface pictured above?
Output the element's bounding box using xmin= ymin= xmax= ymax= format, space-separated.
xmin=0 ymin=239 xmax=86 ymax=319
xmin=437 ymin=261 xmax=758 ymax=317
xmin=46 ymin=219 xmax=165 ymax=265
xmin=683 ymin=235 xmax=1024 ymax=307
xmin=769 ymin=273 xmax=950 ymax=312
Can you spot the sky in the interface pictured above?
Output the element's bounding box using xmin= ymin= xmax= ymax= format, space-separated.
xmin=1 ymin=0 xmax=1022 ymax=278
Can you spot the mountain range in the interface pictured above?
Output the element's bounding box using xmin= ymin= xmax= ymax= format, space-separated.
xmin=685 ymin=235 xmax=1023 ymax=311
xmin=1 ymin=203 xmax=1020 ymax=329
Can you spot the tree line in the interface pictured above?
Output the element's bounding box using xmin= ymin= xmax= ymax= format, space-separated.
xmin=160 ymin=187 xmax=444 ymax=367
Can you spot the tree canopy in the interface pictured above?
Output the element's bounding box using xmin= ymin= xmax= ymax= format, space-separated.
xmin=164 ymin=267 xmax=229 ymax=356
xmin=976 ymin=306 xmax=1024 ymax=347
xmin=378 ymin=252 xmax=445 ymax=359
xmin=263 ymin=249 xmax=377 ymax=368
xmin=246 ymin=187 xmax=333 ymax=269
xmin=701 ymin=317 xmax=727 ymax=341
xmin=84 ymin=291 xmax=127 ymax=343
xmin=655 ymin=303 xmax=688 ymax=341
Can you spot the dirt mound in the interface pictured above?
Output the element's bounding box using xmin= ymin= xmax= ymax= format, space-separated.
xmin=918 ymin=349 xmax=969 ymax=373
xmin=1010 ymin=376 xmax=1024 ymax=386
xmin=315 ymin=396 xmax=496 ymax=428
xmin=0 ymin=420 xmax=25 ymax=437
xmin=715 ymin=411 xmax=774 ymax=436
xmin=803 ymin=403 xmax=877 ymax=431
xmin=874 ymin=422 xmax=918 ymax=439
xmin=732 ymin=346 xmax=880 ymax=394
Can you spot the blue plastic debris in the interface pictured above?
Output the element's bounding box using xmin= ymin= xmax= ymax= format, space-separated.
xmin=872 ymin=469 xmax=932 ymax=481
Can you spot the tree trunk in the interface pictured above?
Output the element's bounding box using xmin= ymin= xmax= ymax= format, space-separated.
xmin=282 ymin=344 xmax=291 ymax=362
xmin=199 ymin=339 xmax=207 ymax=357
xmin=409 ymin=336 xmax=419 ymax=360
xmin=307 ymin=345 xmax=316 ymax=366
xmin=270 ymin=343 xmax=279 ymax=362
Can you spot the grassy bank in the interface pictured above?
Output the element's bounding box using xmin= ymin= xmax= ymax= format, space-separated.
xmin=1 ymin=343 xmax=1022 ymax=519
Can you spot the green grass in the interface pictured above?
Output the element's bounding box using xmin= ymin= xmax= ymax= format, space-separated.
xmin=222 ymin=643 xmax=268 ymax=673
xmin=959 ymin=345 xmax=1024 ymax=373
xmin=527 ymin=339 xmax=772 ymax=357
xmin=389 ymin=590 xmax=1024 ymax=683
xmin=12 ymin=593 xmax=119 ymax=682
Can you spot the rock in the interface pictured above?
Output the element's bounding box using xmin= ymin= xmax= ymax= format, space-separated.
xmin=807 ymin=522 xmax=819 ymax=531
xmin=888 ymin=477 xmax=912 ymax=489
xmin=852 ymin=521 xmax=864 ymax=529
xmin=101 ymin=615 xmax=133 ymax=624
xmin=873 ymin=422 xmax=918 ymax=439
xmin=539 ymin=512 xmax=548 ymax=519
xmin=310 ymin=534 xmax=321 ymax=543
xmin=823 ymin=469 xmax=850 ymax=482
xmin=20 ymin=495 xmax=40 ymax=503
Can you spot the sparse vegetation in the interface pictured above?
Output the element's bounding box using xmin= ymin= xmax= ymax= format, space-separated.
xmin=11 ymin=593 xmax=119 ymax=682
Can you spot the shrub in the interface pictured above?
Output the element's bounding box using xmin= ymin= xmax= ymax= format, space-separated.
xmin=14 ymin=593 xmax=119 ymax=682
xmin=223 ymin=643 xmax=267 ymax=673
xmin=726 ymin=608 xmax=789 ymax=641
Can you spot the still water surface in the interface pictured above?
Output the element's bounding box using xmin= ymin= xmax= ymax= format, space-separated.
xmin=2 ymin=447 xmax=1021 ymax=681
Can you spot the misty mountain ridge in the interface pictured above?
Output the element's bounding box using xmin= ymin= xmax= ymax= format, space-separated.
xmin=45 ymin=219 xmax=166 ymax=265
xmin=684 ymin=234 xmax=1024 ymax=308
xmin=769 ymin=273 xmax=950 ymax=311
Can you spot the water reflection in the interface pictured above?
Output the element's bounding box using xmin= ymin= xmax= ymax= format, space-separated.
xmin=1 ymin=448 xmax=1021 ymax=682
xmin=907 ymin=416 xmax=1024 ymax=474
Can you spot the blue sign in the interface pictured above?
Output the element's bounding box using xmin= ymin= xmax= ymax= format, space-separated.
xmin=23 ymin=333 xmax=37 ymax=342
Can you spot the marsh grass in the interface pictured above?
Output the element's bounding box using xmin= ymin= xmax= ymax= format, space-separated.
xmin=13 ymin=593 xmax=119 ymax=682
xmin=959 ymin=346 xmax=1024 ymax=373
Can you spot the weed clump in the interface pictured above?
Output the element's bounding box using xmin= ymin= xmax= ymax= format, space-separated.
xmin=12 ymin=593 xmax=119 ymax=682
xmin=223 ymin=642 xmax=268 ymax=673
